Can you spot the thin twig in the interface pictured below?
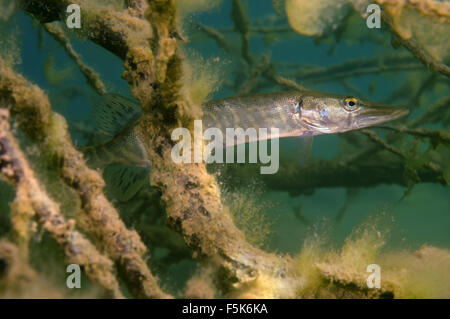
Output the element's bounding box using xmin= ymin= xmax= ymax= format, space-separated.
xmin=43 ymin=23 xmax=107 ymax=95
xmin=231 ymin=0 xmax=254 ymax=66
xmin=360 ymin=129 xmax=405 ymax=158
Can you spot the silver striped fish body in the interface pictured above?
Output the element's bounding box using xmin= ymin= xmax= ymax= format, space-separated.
xmin=85 ymin=91 xmax=408 ymax=164
xmin=202 ymin=90 xmax=408 ymax=144
xmin=202 ymin=91 xmax=308 ymax=145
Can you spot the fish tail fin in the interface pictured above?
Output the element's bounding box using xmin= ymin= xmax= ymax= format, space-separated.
xmin=90 ymin=93 xmax=142 ymax=146
xmin=103 ymin=164 xmax=150 ymax=202
xmin=82 ymin=129 xmax=150 ymax=169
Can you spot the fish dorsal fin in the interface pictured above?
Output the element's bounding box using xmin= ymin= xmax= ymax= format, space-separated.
xmin=103 ymin=163 xmax=150 ymax=202
xmin=92 ymin=93 xmax=142 ymax=146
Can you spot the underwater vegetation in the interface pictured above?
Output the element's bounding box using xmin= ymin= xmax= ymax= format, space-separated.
xmin=0 ymin=0 xmax=449 ymax=299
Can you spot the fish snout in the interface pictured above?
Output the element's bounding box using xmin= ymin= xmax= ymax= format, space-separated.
xmin=357 ymin=104 xmax=409 ymax=127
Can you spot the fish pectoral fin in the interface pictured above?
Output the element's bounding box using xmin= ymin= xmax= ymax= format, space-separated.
xmin=103 ymin=163 xmax=150 ymax=202
xmin=296 ymin=135 xmax=314 ymax=166
xmin=91 ymin=93 xmax=142 ymax=145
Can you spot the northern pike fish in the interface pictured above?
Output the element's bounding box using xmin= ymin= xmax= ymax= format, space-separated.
xmin=84 ymin=90 xmax=408 ymax=200
xmin=203 ymin=91 xmax=408 ymax=140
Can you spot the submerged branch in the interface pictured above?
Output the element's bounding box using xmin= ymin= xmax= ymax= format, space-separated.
xmin=281 ymin=54 xmax=425 ymax=83
xmin=360 ymin=129 xmax=405 ymax=159
xmin=22 ymin=0 xmax=292 ymax=295
xmin=0 ymin=240 xmax=37 ymax=297
xmin=378 ymin=0 xmax=450 ymax=78
xmin=380 ymin=125 xmax=450 ymax=146
xmin=408 ymin=95 xmax=450 ymax=127
xmin=0 ymin=109 xmax=123 ymax=298
xmin=231 ymin=0 xmax=254 ymax=66
xmin=0 ymin=59 xmax=170 ymax=299
xmin=195 ymin=23 xmax=233 ymax=52
xmin=43 ymin=23 xmax=107 ymax=95
xmin=217 ymin=146 xmax=447 ymax=196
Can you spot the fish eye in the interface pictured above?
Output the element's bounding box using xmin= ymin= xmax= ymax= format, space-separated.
xmin=343 ymin=97 xmax=359 ymax=112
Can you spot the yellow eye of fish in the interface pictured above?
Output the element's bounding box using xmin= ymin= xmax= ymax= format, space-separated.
xmin=343 ymin=97 xmax=359 ymax=111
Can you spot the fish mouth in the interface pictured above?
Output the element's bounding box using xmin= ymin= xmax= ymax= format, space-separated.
xmin=356 ymin=105 xmax=409 ymax=128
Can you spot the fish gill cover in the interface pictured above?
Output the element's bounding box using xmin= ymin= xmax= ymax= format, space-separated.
xmin=0 ymin=0 xmax=448 ymax=299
